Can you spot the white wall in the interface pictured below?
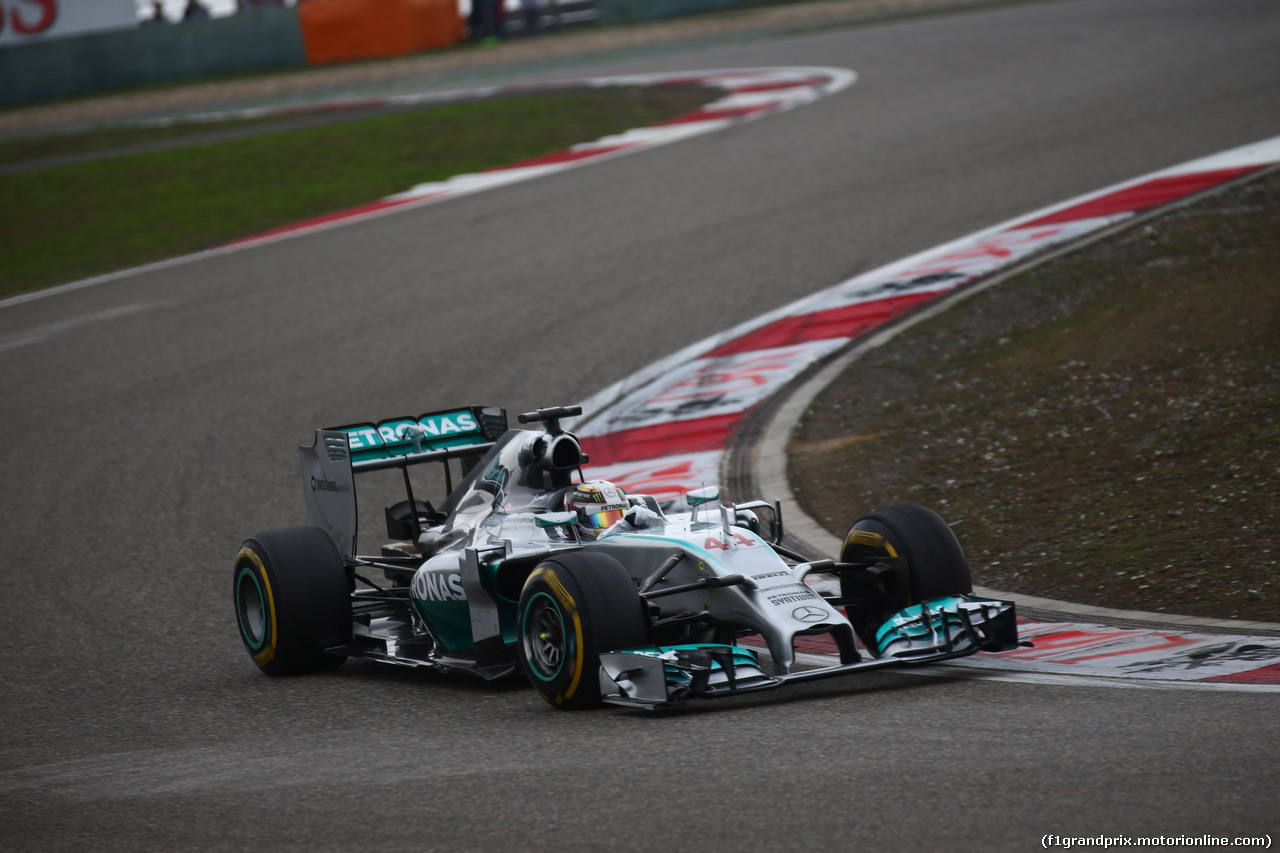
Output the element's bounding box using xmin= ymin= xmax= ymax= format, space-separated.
xmin=1 ymin=0 xmax=137 ymax=45
xmin=133 ymin=0 xmax=298 ymax=22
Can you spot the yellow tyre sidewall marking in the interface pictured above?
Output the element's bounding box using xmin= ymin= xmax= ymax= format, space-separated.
xmin=842 ymin=528 xmax=899 ymax=558
xmin=238 ymin=547 xmax=278 ymax=668
xmin=843 ymin=528 xmax=908 ymax=604
xmin=530 ymin=567 xmax=586 ymax=705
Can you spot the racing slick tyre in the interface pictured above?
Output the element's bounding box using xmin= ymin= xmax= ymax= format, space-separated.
xmin=839 ymin=505 xmax=971 ymax=655
xmin=234 ymin=526 xmax=352 ymax=676
xmin=517 ymin=551 xmax=650 ymax=710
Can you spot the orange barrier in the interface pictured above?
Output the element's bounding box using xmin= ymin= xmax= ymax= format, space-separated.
xmin=298 ymin=0 xmax=463 ymax=65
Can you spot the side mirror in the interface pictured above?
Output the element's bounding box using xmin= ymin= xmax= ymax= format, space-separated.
xmin=535 ymin=511 xmax=579 ymax=529
xmin=685 ymin=486 xmax=720 ymax=507
xmin=733 ymin=500 xmax=784 ymax=545
xmin=536 ymin=511 xmax=581 ymax=544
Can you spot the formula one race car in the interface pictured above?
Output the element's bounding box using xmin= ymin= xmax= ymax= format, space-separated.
xmin=233 ymin=405 xmax=1021 ymax=710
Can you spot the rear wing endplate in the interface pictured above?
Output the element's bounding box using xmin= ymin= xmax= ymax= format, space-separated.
xmin=300 ymin=430 xmax=359 ymax=559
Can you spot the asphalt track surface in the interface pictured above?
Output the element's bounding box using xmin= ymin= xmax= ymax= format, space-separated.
xmin=4 ymin=0 xmax=1280 ymax=849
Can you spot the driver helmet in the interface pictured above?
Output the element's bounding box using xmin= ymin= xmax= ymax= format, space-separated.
xmin=564 ymin=480 xmax=629 ymax=540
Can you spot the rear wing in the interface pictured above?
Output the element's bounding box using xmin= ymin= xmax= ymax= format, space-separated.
xmin=298 ymin=406 xmax=507 ymax=558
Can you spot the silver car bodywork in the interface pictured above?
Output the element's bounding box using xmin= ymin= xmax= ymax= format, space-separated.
xmin=292 ymin=405 xmax=1021 ymax=709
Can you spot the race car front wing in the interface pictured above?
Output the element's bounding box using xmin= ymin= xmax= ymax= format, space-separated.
xmin=599 ymin=595 xmax=1021 ymax=709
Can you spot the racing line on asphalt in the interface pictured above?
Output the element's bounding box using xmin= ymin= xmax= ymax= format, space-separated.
xmin=11 ymin=66 xmax=1280 ymax=690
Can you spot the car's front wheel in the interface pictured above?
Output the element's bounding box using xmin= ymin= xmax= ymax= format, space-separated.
xmin=839 ymin=505 xmax=971 ymax=654
xmin=517 ymin=551 xmax=649 ymax=710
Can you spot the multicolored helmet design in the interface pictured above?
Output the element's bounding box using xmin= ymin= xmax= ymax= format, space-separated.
xmin=564 ymin=480 xmax=628 ymax=540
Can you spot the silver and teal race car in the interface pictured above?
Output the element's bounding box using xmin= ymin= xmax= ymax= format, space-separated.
xmin=233 ymin=405 xmax=1022 ymax=710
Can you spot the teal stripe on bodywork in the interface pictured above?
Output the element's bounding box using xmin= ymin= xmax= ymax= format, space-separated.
xmin=617 ymin=643 xmax=760 ymax=672
xmin=874 ymin=595 xmax=973 ymax=648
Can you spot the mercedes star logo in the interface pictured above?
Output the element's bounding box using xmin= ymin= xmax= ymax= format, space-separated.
xmin=791 ymin=605 xmax=827 ymax=623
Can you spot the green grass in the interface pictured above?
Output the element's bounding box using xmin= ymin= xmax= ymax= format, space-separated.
xmin=0 ymin=86 xmax=714 ymax=299
xmin=0 ymin=115 xmax=297 ymax=166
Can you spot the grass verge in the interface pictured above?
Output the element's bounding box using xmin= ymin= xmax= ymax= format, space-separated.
xmin=0 ymin=86 xmax=714 ymax=300
xmin=790 ymin=169 xmax=1280 ymax=622
xmin=0 ymin=113 xmax=297 ymax=166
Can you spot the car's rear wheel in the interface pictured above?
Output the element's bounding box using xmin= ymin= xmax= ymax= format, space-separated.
xmin=234 ymin=527 xmax=352 ymax=676
xmin=839 ymin=505 xmax=971 ymax=654
xmin=517 ymin=551 xmax=649 ymax=710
